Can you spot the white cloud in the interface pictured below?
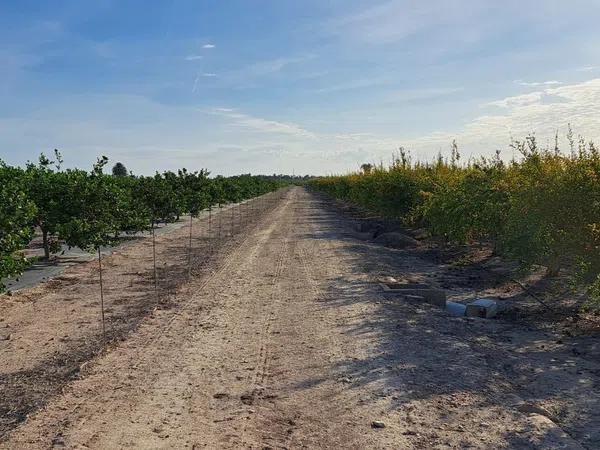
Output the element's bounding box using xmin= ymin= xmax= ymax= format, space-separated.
xmin=326 ymin=1 xmax=488 ymax=45
xmin=487 ymin=92 xmax=543 ymax=108
xmin=202 ymin=44 xmax=215 ymax=49
xmin=401 ymin=78 xmax=600 ymax=159
xmin=207 ymin=108 xmax=316 ymax=139
xmin=4 ymin=78 xmax=600 ymax=177
xmin=245 ymin=55 xmax=314 ymax=77
xmin=388 ymin=87 xmax=464 ymax=102
xmin=199 ymin=78 xmax=600 ymax=172
xmin=514 ymin=80 xmax=562 ymax=87
xmin=202 ymin=73 xmax=217 ymax=77
xmin=185 ymin=55 xmax=203 ymax=61
xmin=212 ymin=54 xmax=316 ymax=89
xmin=315 ymin=76 xmax=392 ymax=93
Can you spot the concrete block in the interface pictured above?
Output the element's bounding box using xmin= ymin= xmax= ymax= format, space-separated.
xmin=465 ymin=298 xmax=498 ymax=318
xmin=446 ymin=301 xmax=467 ymax=317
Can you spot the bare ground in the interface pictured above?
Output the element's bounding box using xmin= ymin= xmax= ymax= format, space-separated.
xmin=1 ymin=187 xmax=599 ymax=449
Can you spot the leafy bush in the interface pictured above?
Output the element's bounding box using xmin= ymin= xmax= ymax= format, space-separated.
xmin=311 ymin=133 xmax=600 ymax=306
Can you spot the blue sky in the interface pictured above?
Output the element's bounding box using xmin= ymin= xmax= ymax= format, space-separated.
xmin=2 ymin=0 xmax=600 ymax=175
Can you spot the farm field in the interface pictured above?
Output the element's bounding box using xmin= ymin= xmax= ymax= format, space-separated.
xmin=1 ymin=187 xmax=599 ymax=449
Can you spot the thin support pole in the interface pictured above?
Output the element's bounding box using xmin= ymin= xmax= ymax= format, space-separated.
xmin=152 ymin=221 xmax=158 ymax=302
xmin=218 ymin=205 xmax=222 ymax=239
xmin=98 ymin=248 xmax=106 ymax=341
xmin=208 ymin=206 xmax=213 ymax=254
xmin=188 ymin=214 xmax=193 ymax=281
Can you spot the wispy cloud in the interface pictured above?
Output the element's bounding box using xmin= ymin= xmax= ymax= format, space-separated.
xmin=191 ymin=73 xmax=217 ymax=92
xmin=487 ymin=92 xmax=543 ymax=108
xmin=244 ymin=55 xmax=315 ymax=77
xmin=514 ymin=79 xmax=562 ymax=87
xmin=326 ymin=1 xmax=487 ymax=45
xmin=213 ymin=54 xmax=316 ymax=89
xmin=404 ymin=78 xmax=600 ymax=158
xmin=388 ymin=87 xmax=464 ymax=102
xmin=208 ymin=108 xmax=316 ymax=139
xmin=202 ymin=44 xmax=215 ymax=49
xmin=185 ymin=55 xmax=203 ymax=61
xmin=315 ymin=76 xmax=392 ymax=93
xmin=577 ymin=66 xmax=599 ymax=72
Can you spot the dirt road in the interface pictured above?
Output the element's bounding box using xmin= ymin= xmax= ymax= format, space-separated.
xmin=2 ymin=187 xmax=597 ymax=449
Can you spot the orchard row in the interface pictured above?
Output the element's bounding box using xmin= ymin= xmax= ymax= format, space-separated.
xmin=0 ymin=151 xmax=288 ymax=290
xmin=311 ymin=133 xmax=600 ymax=306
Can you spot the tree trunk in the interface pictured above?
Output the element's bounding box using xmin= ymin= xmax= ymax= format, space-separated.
xmin=42 ymin=228 xmax=50 ymax=259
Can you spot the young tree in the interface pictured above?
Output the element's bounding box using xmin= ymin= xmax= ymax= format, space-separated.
xmin=133 ymin=174 xmax=180 ymax=299
xmin=59 ymin=157 xmax=126 ymax=339
xmin=24 ymin=150 xmax=69 ymax=259
xmin=163 ymin=170 xmax=186 ymax=221
xmin=112 ymin=175 xmax=151 ymax=236
xmin=178 ymin=169 xmax=211 ymax=278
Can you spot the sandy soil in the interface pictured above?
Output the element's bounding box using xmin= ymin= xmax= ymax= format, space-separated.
xmin=0 ymin=195 xmax=272 ymax=438
xmin=1 ymin=187 xmax=599 ymax=449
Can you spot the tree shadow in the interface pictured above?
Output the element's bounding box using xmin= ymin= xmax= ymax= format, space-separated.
xmin=0 ymin=201 xmax=277 ymax=440
xmin=287 ymin=191 xmax=600 ymax=448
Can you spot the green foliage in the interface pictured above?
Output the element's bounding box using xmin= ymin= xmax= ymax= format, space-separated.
xmin=311 ymin=134 xmax=600 ymax=306
xmin=178 ymin=168 xmax=211 ymax=216
xmin=24 ymin=150 xmax=69 ymax=258
xmin=112 ymin=175 xmax=152 ymax=234
xmin=0 ymin=154 xmax=287 ymax=291
xmin=112 ymin=162 xmax=128 ymax=176
xmin=58 ymin=158 xmax=126 ymax=250
xmin=135 ymin=174 xmax=178 ymax=224
xmin=0 ymin=162 xmax=36 ymax=290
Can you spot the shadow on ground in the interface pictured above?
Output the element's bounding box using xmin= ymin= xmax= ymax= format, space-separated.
xmin=290 ymin=193 xmax=600 ymax=449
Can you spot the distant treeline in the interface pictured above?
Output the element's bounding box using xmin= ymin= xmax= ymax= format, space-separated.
xmin=259 ymin=174 xmax=314 ymax=184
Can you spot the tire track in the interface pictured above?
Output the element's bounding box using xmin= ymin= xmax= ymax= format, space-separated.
xmin=238 ymin=191 xmax=297 ymax=447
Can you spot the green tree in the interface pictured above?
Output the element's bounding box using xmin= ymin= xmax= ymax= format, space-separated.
xmin=24 ymin=150 xmax=70 ymax=259
xmin=112 ymin=162 xmax=128 ymax=177
xmin=0 ymin=162 xmax=36 ymax=291
xmin=58 ymin=157 xmax=128 ymax=338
